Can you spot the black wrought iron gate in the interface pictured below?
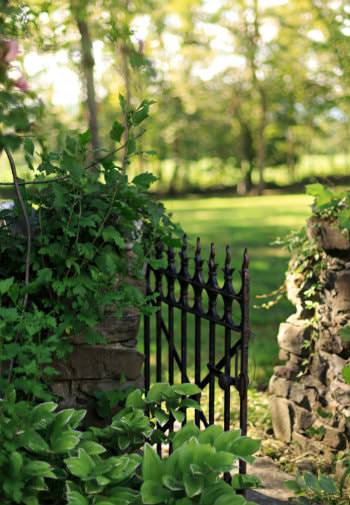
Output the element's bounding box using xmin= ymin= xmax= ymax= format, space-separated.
xmin=143 ymin=236 xmax=250 ymax=474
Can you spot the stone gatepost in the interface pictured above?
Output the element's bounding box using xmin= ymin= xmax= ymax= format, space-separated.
xmin=269 ymin=219 xmax=350 ymax=453
xmin=52 ymin=278 xmax=144 ymax=424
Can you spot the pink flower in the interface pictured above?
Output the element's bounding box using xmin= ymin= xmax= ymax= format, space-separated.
xmin=14 ymin=76 xmax=30 ymax=91
xmin=4 ymin=40 xmax=20 ymax=62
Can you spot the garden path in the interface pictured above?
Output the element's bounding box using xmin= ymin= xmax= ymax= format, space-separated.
xmin=246 ymin=457 xmax=294 ymax=504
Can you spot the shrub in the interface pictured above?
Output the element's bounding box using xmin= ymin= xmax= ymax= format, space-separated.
xmin=0 ymin=98 xmax=181 ymax=401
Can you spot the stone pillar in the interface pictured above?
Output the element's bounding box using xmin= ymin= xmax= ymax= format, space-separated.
xmin=269 ymin=218 xmax=350 ymax=453
xmin=52 ymin=278 xmax=144 ymax=424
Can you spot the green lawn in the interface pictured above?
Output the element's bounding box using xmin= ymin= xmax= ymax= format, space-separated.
xmin=158 ymin=193 xmax=312 ymax=388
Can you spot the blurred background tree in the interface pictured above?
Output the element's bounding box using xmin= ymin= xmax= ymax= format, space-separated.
xmin=5 ymin=0 xmax=348 ymax=194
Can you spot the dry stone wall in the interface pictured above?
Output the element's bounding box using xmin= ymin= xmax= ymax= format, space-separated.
xmin=269 ymin=219 xmax=350 ymax=453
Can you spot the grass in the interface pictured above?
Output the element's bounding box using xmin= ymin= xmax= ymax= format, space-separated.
xmin=154 ymin=193 xmax=312 ymax=388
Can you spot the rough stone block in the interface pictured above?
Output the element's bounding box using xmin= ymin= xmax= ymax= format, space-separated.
xmin=269 ymin=376 xmax=291 ymax=398
xmin=71 ymin=307 xmax=141 ymax=344
xmin=330 ymin=380 xmax=350 ymax=407
xmin=78 ymin=377 xmax=144 ymax=395
xmin=278 ymin=349 xmax=289 ymax=361
xmin=295 ymin=406 xmax=314 ymax=432
xmin=333 ymin=271 xmax=350 ymax=313
xmin=269 ymin=397 xmax=295 ymax=442
xmin=286 ymin=273 xmax=304 ymax=311
xmin=274 ymin=360 xmax=300 ymax=380
xmin=289 ymin=383 xmax=312 ymax=409
xmin=323 ymin=427 xmax=347 ymax=450
xmin=54 ymin=345 xmax=143 ymax=381
xmin=292 ymin=431 xmax=309 ymax=450
xmin=310 ymin=353 xmax=329 ymax=384
xmin=277 ymin=318 xmax=311 ymax=356
xmin=325 ymin=353 xmax=347 ymax=382
xmin=307 ymin=218 xmax=350 ymax=257
xmin=318 ymin=328 xmax=343 ymax=354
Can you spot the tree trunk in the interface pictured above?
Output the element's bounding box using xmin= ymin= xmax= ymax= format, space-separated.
xmin=256 ymin=86 xmax=267 ymax=195
xmin=287 ymin=128 xmax=296 ymax=182
xmin=168 ymin=139 xmax=181 ymax=195
xmin=76 ymin=18 xmax=100 ymax=156
xmin=119 ymin=38 xmax=131 ymax=171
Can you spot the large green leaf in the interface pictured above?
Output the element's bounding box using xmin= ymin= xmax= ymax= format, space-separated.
xmin=66 ymin=489 xmax=88 ymax=505
xmin=231 ymin=474 xmax=262 ymax=490
xmin=172 ymin=422 xmax=200 ymax=450
xmin=147 ymin=382 xmax=173 ymax=402
xmin=65 ymin=449 xmax=95 ymax=478
xmin=24 ymin=461 xmax=54 ymax=478
xmin=173 ymin=383 xmax=201 ymax=396
xmin=24 ymin=431 xmax=50 ymax=454
xmin=304 ymin=472 xmax=322 ymax=494
xmin=183 ymin=472 xmax=203 ymax=498
xmin=342 ymin=364 xmax=350 ymax=385
xmin=318 ymin=475 xmax=337 ymax=494
xmin=141 ymin=481 xmax=170 ymax=504
xmin=142 ymin=444 xmax=163 ymax=481
xmin=0 ymin=277 xmax=14 ymax=295
xmin=198 ymin=425 xmax=223 ymax=446
xmin=230 ymin=437 xmax=260 ymax=461
xmin=125 ymin=389 xmax=145 ymax=409
xmin=31 ymin=402 xmax=57 ymax=428
xmin=79 ymin=440 xmax=106 ymax=455
xmin=51 ymin=431 xmax=81 ymax=453
xmin=110 ymin=120 xmax=124 ymax=142
xmin=200 ymin=482 xmax=233 ymax=505
xmin=9 ymin=452 xmax=23 ymax=476
xmin=214 ymin=493 xmax=246 ymax=505
xmin=162 ymin=474 xmax=184 ymax=491
xmin=205 ymin=451 xmax=234 ymax=473
xmin=214 ymin=430 xmax=241 ymax=452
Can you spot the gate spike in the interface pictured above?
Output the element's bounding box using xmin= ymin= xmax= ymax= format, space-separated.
xmin=209 ymin=242 xmax=216 ymax=269
xmin=193 ymin=236 xmax=203 ymax=283
xmin=180 ymin=234 xmax=189 ymax=276
xmin=195 ymin=236 xmax=201 ymax=255
xmin=242 ymin=248 xmax=249 ymax=269
xmin=181 ymin=234 xmax=188 ymax=257
xmin=207 ymin=242 xmax=218 ymax=289
xmin=223 ymin=245 xmax=235 ymax=314
xmin=225 ymin=245 xmax=231 ymax=268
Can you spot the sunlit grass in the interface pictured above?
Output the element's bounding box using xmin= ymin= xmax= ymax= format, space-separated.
xmin=152 ymin=194 xmax=312 ymax=387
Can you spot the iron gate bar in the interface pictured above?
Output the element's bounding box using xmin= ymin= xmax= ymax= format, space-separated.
xmin=143 ymin=235 xmax=250 ymax=477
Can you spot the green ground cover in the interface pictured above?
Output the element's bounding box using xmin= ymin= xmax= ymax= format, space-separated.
xmin=159 ymin=193 xmax=312 ymax=388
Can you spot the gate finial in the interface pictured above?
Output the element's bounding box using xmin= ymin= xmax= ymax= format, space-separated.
xmin=242 ymin=248 xmax=249 ymax=269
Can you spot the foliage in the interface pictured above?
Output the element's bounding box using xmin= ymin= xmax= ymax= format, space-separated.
xmin=342 ymin=364 xmax=350 ymax=385
xmin=0 ymin=385 xmax=260 ymax=505
xmin=0 ymin=93 xmax=181 ymax=401
xmin=306 ymin=183 xmax=350 ymax=231
xmin=285 ymin=466 xmax=350 ymax=505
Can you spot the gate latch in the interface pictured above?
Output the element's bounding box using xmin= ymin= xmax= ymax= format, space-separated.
xmin=207 ymin=364 xmax=249 ymax=395
xmin=207 ymin=363 xmax=238 ymax=391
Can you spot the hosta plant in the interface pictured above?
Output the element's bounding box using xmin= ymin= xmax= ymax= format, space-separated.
xmin=0 ymin=385 xmax=261 ymax=505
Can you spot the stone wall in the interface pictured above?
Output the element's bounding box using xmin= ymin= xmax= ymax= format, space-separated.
xmin=52 ymin=280 xmax=144 ymax=425
xmin=269 ymin=219 xmax=350 ymax=453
